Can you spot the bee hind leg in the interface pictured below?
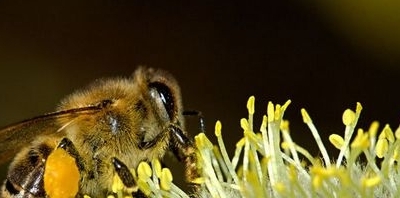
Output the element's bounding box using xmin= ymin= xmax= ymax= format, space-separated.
xmin=1 ymin=139 xmax=54 ymax=197
xmin=57 ymin=137 xmax=86 ymax=171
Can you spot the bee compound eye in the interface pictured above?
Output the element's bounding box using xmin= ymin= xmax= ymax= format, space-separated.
xmin=148 ymin=82 xmax=175 ymax=120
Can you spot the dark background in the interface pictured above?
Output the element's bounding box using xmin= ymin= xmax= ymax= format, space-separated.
xmin=1 ymin=0 xmax=400 ymax=191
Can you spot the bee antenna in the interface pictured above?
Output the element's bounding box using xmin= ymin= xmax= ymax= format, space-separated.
xmin=183 ymin=110 xmax=205 ymax=133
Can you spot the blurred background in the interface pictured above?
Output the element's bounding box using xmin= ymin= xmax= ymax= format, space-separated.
xmin=1 ymin=0 xmax=400 ymax=192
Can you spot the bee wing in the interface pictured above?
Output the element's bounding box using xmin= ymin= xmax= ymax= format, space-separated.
xmin=0 ymin=105 xmax=103 ymax=165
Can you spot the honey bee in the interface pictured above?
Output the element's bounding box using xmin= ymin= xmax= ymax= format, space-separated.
xmin=0 ymin=67 xmax=199 ymax=197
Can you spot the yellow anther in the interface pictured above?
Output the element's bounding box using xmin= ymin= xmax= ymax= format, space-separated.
xmin=152 ymin=159 xmax=162 ymax=177
xmin=247 ymin=96 xmax=255 ymax=115
xmin=260 ymin=115 xmax=268 ymax=131
xmin=312 ymin=175 xmax=322 ymax=189
xmin=256 ymin=132 xmax=263 ymax=140
xmin=362 ymin=175 xmax=381 ymax=188
xmin=383 ymin=124 xmax=394 ymax=143
xmin=261 ymin=156 xmax=270 ymax=166
xmin=267 ymin=102 xmax=275 ymax=122
xmin=137 ymin=179 xmax=152 ymax=196
xmin=195 ymin=133 xmax=213 ymax=150
xmin=137 ymin=162 xmax=152 ymax=180
xmin=336 ymin=169 xmax=351 ymax=186
xmin=301 ymin=108 xmax=312 ymax=123
xmin=288 ymin=165 xmax=298 ymax=182
xmin=274 ymin=104 xmax=281 ymax=121
xmin=311 ymin=166 xmax=338 ymax=179
xmin=393 ymin=148 xmax=400 ymax=161
xmin=274 ymin=182 xmax=286 ymax=193
xmin=281 ymin=100 xmax=291 ymax=113
xmin=342 ymin=109 xmax=355 ymax=126
xmin=244 ymin=131 xmax=259 ymax=145
xmin=351 ymin=129 xmax=370 ymax=150
xmin=375 ymin=138 xmax=388 ymax=158
xmin=329 ymin=134 xmax=344 ymax=149
xmin=368 ymin=121 xmax=380 ymax=137
xmin=280 ymin=120 xmax=290 ymax=131
xmin=355 ymin=102 xmax=362 ymax=114
xmin=395 ymin=125 xmax=400 ymax=139
xmin=130 ymin=168 xmax=137 ymax=179
xmin=281 ymin=141 xmax=290 ymax=150
xmin=111 ymin=174 xmax=124 ymax=193
xmin=240 ymin=118 xmax=249 ymax=131
xmin=160 ymin=168 xmax=173 ymax=191
xmin=215 ymin=120 xmax=222 ymax=137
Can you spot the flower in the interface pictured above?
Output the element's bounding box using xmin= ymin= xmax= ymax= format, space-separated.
xmin=102 ymin=96 xmax=400 ymax=198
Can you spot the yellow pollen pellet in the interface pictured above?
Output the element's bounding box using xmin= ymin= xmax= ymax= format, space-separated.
xmin=44 ymin=148 xmax=80 ymax=198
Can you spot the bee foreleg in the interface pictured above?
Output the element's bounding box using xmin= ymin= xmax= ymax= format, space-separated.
xmin=57 ymin=137 xmax=86 ymax=171
xmin=169 ymin=125 xmax=199 ymax=182
xmin=112 ymin=157 xmax=135 ymax=188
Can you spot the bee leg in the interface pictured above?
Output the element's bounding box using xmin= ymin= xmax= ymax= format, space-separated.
xmin=112 ymin=157 xmax=135 ymax=188
xmin=2 ymin=141 xmax=53 ymax=197
xmin=169 ymin=125 xmax=199 ymax=182
xmin=132 ymin=190 xmax=147 ymax=198
xmin=112 ymin=157 xmax=148 ymax=198
xmin=57 ymin=137 xmax=86 ymax=171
